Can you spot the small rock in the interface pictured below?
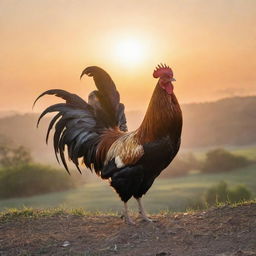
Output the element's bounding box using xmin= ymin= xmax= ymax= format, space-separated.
xmin=174 ymin=214 xmax=180 ymax=220
xmin=62 ymin=241 xmax=70 ymax=247
xmin=113 ymin=244 xmax=118 ymax=252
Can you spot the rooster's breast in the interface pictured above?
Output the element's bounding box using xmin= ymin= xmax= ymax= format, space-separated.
xmin=139 ymin=136 xmax=180 ymax=175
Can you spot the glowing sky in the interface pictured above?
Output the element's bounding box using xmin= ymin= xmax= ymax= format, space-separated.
xmin=1 ymin=0 xmax=256 ymax=112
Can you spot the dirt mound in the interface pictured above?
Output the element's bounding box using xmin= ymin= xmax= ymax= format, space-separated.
xmin=0 ymin=203 xmax=255 ymax=256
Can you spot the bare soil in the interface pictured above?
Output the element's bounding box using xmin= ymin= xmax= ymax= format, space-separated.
xmin=0 ymin=203 xmax=256 ymax=256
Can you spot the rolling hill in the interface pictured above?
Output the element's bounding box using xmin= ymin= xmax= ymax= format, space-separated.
xmin=0 ymin=96 xmax=256 ymax=163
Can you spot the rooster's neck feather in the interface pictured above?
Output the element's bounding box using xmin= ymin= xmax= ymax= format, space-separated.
xmin=136 ymin=85 xmax=182 ymax=144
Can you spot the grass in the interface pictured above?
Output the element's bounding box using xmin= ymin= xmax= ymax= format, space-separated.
xmin=0 ymin=163 xmax=255 ymax=213
xmin=1 ymin=199 xmax=255 ymax=223
xmin=0 ymin=206 xmax=119 ymax=222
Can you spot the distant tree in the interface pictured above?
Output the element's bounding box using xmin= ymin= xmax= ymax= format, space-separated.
xmin=0 ymin=163 xmax=76 ymax=198
xmin=202 ymin=148 xmax=251 ymax=173
xmin=0 ymin=143 xmax=32 ymax=167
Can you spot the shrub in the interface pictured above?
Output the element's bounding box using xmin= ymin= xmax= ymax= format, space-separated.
xmin=0 ymin=163 xmax=76 ymax=199
xmin=205 ymin=181 xmax=251 ymax=205
xmin=205 ymin=181 xmax=229 ymax=204
xmin=228 ymin=185 xmax=252 ymax=203
xmin=202 ymin=148 xmax=251 ymax=173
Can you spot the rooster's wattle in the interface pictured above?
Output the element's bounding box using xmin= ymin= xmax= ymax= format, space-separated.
xmin=34 ymin=64 xmax=183 ymax=224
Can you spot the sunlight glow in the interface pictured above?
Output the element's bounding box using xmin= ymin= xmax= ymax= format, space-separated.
xmin=115 ymin=38 xmax=146 ymax=66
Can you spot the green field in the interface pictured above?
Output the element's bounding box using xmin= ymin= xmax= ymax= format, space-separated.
xmin=0 ymin=163 xmax=255 ymax=213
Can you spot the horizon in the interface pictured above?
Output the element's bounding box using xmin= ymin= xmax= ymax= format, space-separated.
xmin=1 ymin=94 xmax=256 ymax=115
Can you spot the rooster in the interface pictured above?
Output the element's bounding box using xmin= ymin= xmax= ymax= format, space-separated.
xmin=34 ymin=64 xmax=182 ymax=224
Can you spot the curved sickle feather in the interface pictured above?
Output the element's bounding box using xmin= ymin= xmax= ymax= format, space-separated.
xmin=80 ymin=66 xmax=121 ymax=127
xmin=33 ymin=89 xmax=89 ymax=110
xmin=36 ymin=103 xmax=67 ymax=127
xmin=46 ymin=113 xmax=62 ymax=144
xmin=80 ymin=66 xmax=119 ymax=99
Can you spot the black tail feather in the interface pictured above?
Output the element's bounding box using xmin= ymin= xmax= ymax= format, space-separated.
xmin=80 ymin=66 xmax=127 ymax=130
xmin=36 ymin=103 xmax=67 ymax=127
xmin=46 ymin=113 xmax=61 ymax=144
xmin=33 ymin=89 xmax=89 ymax=109
xmin=34 ymin=66 xmax=128 ymax=174
xmin=35 ymin=93 xmax=99 ymax=174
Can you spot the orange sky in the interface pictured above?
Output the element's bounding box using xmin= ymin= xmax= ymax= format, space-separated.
xmin=1 ymin=0 xmax=256 ymax=112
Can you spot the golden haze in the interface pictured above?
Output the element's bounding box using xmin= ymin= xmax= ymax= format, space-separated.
xmin=1 ymin=0 xmax=256 ymax=112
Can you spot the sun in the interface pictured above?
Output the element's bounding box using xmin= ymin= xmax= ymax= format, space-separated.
xmin=114 ymin=38 xmax=146 ymax=66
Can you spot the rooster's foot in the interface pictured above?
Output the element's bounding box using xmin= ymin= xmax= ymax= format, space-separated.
xmin=125 ymin=216 xmax=136 ymax=225
xmin=136 ymin=198 xmax=153 ymax=222
xmin=139 ymin=212 xmax=153 ymax=222
xmin=122 ymin=202 xmax=135 ymax=225
xmin=121 ymin=214 xmax=135 ymax=225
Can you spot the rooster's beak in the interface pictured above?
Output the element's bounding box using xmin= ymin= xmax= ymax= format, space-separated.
xmin=171 ymin=78 xmax=176 ymax=82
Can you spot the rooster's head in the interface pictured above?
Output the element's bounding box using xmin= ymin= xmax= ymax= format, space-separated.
xmin=153 ymin=64 xmax=176 ymax=95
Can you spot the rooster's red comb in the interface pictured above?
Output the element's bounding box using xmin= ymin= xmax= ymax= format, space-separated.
xmin=153 ymin=63 xmax=173 ymax=79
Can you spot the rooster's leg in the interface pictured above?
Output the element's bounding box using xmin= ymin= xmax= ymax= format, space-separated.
xmin=136 ymin=198 xmax=153 ymax=222
xmin=123 ymin=202 xmax=135 ymax=225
